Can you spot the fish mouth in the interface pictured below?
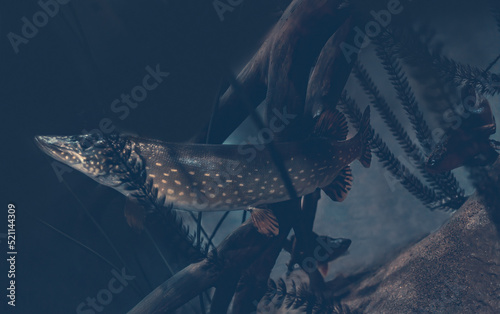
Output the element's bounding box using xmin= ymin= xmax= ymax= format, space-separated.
xmin=35 ymin=135 xmax=84 ymax=165
xmin=35 ymin=134 xmax=135 ymax=188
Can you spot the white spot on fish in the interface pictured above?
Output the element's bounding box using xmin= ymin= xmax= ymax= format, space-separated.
xmin=175 ymin=180 xmax=181 ymax=185
xmin=155 ymin=162 xmax=162 ymax=166
xmin=162 ymin=179 xmax=167 ymax=184
xmin=163 ymin=173 xmax=169 ymax=176
xmin=167 ymin=189 xmax=174 ymax=194
xmin=171 ymin=169 xmax=178 ymax=172
xmin=149 ymin=174 xmax=156 ymax=178
xmin=189 ymin=171 xmax=195 ymax=175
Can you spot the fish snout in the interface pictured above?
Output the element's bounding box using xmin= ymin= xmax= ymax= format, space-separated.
xmin=35 ymin=135 xmax=85 ymax=165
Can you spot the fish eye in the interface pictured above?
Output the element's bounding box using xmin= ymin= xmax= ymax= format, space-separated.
xmin=79 ymin=138 xmax=93 ymax=150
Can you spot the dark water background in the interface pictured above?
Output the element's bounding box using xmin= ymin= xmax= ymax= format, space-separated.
xmin=1 ymin=0 xmax=499 ymax=313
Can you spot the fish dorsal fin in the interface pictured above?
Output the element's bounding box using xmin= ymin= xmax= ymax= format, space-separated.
xmin=249 ymin=207 xmax=279 ymax=237
xmin=313 ymin=109 xmax=349 ymax=141
xmin=322 ymin=166 xmax=353 ymax=202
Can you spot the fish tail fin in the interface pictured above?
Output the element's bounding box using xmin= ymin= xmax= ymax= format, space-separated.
xmin=358 ymin=106 xmax=372 ymax=168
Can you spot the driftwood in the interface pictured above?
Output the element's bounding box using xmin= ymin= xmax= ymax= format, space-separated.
xmin=129 ymin=0 xmax=359 ymax=312
xmin=194 ymin=0 xmax=353 ymax=144
xmin=129 ymin=201 xmax=298 ymax=313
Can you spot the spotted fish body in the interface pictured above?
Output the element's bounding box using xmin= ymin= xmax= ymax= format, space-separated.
xmin=36 ymin=107 xmax=371 ymax=212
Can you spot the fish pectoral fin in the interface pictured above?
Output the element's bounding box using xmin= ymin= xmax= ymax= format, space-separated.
xmin=124 ymin=198 xmax=146 ymax=232
xmin=322 ymin=166 xmax=353 ymax=202
xmin=249 ymin=207 xmax=279 ymax=237
xmin=317 ymin=261 xmax=329 ymax=277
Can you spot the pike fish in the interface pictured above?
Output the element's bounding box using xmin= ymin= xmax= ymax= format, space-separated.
xmin=36 ymin=107 xmax=371 ymax=233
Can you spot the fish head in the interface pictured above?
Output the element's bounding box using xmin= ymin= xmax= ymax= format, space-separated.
xmin=316 ymin=236 xmax=352 ymax=262
xmin=425 ymin=132 xmax=478 ymax=174
xmin=35 ymin=134 xmax=130 ymax=186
